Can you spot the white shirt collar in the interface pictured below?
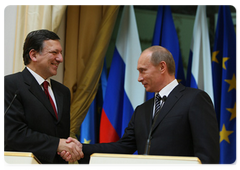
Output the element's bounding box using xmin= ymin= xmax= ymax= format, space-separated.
xmin=26 ymin=67 xmax=51 ymax=86
xmin=156 ymin=79 xmax=178 ymax=98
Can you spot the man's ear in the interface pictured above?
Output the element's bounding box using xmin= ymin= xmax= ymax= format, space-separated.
xmin=29 ymin=49 xmax=37 ymax=62
xmin=159 ymin=61 xmax=167 ymax=73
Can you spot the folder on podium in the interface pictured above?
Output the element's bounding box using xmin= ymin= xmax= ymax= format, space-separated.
xmin=90 ymin=153 xmax=201 ymax=164
xmin=4 ymin=152 xmax=41 ymax=164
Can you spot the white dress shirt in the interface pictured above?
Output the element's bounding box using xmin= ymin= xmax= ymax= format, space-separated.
xmin=153 ymin=79 xmax=178 ymax=116
xmin=26 ymin=67 xmax=58 ymax=113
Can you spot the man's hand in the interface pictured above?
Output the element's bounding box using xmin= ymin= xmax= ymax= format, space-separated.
xmin=57 ymin=137 xmax=84 ymax=163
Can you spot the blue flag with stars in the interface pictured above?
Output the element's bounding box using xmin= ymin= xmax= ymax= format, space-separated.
xmin=146 ymin=5 xmax=185 ymax=100
xmin=212 ymin=6 xmax=236 ymax=164
xmin=79 ymin=58 xmax=107 ymax=144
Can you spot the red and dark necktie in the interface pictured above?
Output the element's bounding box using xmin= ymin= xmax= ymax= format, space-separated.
xmin=42 ymin=81 xmax=58 ymax=120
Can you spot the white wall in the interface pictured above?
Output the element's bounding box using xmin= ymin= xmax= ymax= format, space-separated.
xmin=4 ymin=5 xmax=17 ymax=76
xmin=4 ymin=5 xmax=66 ymax=83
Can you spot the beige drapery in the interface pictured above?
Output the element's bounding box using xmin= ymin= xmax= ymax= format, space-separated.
xmin=63 ymin=6 xmax=119 ymax=138
xmin=13 ymin=5 xmax=67 ymax=73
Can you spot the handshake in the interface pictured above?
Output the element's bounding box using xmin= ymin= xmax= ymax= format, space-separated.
xmin=57 ymin=137 xmax=84 ymax=163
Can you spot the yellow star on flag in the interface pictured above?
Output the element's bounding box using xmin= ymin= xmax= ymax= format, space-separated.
xmin=219 ymin=124 xmax=234 ymax=143
xmin=226 ymin=103 xmax=236 ymax=121
xmin=177 ymin=79 xmax=182 ymax=83
xmin=84 ymin=138 xmax=91 ymax=144
xmin=222 ymin=57 xmax=229 ymax=70
xmin=212 ymin=51 xmax=220 ymax=63
xmin=224 ymin=74 xmax=236 ymax=92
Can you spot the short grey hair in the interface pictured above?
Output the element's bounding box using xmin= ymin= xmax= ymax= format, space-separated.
xmin=147 ymin=46 xmax=175 ymax=75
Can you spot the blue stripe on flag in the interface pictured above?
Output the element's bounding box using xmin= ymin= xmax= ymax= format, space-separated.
xmin=103 ymin=47 xmax=125 ymax=138
xmin=121 ymin=91 xmax=134 ymax=136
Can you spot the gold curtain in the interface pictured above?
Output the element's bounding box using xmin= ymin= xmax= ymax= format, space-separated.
xmin=13 ymin=5 xmax=67 ymax=73
xmin=63 ymin=6 xmax=119 ymax=138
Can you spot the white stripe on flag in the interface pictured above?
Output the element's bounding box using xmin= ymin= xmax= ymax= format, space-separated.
xmin=116 ymin=6 xmax=145 ymax=109
xmin=191 ymin=6 xmax=214 ymax=103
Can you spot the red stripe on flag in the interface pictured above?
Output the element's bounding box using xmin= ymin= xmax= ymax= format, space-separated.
xmin=99 ymin=109 xmax=120 ymax=143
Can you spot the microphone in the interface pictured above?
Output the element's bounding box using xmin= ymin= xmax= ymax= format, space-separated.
xmin=5 ymin=91 xmax=18 ymax=115
xmin=143 ymin=95 xmax=167 ymax=155
xmin=162 ymin=96 xmax=167 ymax=102
xmin=144 ymin=129 xmax=152 ymax=155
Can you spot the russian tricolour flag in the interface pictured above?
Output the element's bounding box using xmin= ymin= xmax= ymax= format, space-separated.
xmin=186 ymin=6 xmax=214 ymax=103
xmin=99 ymin=6 xmax=145 ymax=143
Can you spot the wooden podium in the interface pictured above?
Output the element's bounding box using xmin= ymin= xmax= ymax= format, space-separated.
xmin=4 ymin=152 xmax=41 ymax=164
xmin=90 ymin=153 xmax=201 ymax=164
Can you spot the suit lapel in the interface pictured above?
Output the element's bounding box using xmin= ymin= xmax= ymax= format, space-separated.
xmin=152 ymin=84 xmax=185 ymax=132
xmin=144 ymin=98 xmax=154 ymax=133
xmin=22 ymin=68 xmax=58 ymax=120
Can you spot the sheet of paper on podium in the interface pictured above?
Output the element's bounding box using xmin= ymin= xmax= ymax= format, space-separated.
xmin=4 ymin=152 xmax=41 ymax=164
xmin=90 ymin=153 xmax=201 ymax=164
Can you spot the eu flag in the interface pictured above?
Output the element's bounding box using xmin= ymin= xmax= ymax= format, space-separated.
xmin=146 ymin=6 xmax=185 ymax=100
xmin=212 ymin=6 xmax=236 ymax=164
xmin=80 ymin=58 xmax=107 ymax=144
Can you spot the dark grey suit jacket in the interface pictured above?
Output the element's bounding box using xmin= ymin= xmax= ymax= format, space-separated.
xmin=4 ymin=68 xmax=71 ymax=164
xmin=81 ymin=83 xmax=220 ymax=164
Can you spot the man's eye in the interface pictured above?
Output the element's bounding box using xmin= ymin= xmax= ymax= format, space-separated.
xmin=50 ymin=51 xmax=57 ymax=54
xmin=139 ymin=69 xmax=145 ymax=73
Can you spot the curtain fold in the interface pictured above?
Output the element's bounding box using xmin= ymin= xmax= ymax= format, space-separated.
xmin=63 ymin=5 xmax=119 ymax=138
xmin=13 ymin=5 xmax=67 ymax=73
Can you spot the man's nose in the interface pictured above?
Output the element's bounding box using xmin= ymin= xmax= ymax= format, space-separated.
xmin=138 ymin=74 xmax=143 ymax=82
xmin=56 ymin=53 xmax=63 ymax=63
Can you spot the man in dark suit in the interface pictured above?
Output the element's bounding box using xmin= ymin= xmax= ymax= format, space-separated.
xmin=4 ymin=29 xmax=83 ymax=163
xmin=61 ymin=46 xmax=220 ymax=164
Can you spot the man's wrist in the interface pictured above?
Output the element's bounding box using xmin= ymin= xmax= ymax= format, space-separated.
xmin=57 ymin=138 xmax=65 ymax=152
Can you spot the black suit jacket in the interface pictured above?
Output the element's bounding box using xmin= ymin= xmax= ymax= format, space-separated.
xmin=81 ymin=84 xmax=220 ymax=164
xmin=4 ymin=68 xmax=71 ymax=164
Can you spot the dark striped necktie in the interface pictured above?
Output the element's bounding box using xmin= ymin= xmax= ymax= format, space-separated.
xmin=153 ymin=94 xmax=167 ymax=122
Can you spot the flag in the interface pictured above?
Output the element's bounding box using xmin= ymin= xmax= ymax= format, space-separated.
xmin=146 ymin=6 xmax=185 ymax=100
xmin=212 ymin=6 xmax=236 ymax=164
xmin=100 ymin=6 xmax=145 ymax=143
xmin=80 ymin=59 xmax=108 ymax=144
xmin=186 ymin=6 xmax=214 ymax=103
